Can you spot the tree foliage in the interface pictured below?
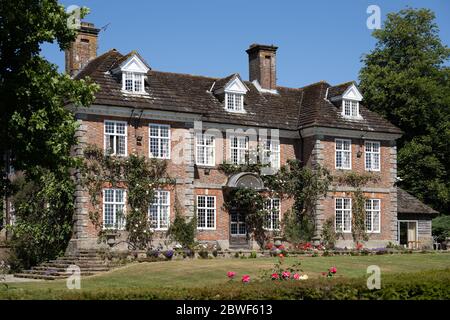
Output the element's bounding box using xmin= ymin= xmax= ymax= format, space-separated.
xmin=0 ymin=1 xmax=98 ymax=268
xmin=8 ymin=169 xmax=75 ymax=270
xmin=359 ymin=8 xmax=450 ymax=214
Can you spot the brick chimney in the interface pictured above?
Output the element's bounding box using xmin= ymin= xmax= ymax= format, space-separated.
xmin=65 ymin=22 xmax=100 ymax=76
xmin=246 ymin=44 xmax=278 ymax=90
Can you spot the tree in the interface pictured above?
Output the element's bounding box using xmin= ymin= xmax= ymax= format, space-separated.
xmin=0 ymin=0 xmax=98 ymax=174
xmin=359 ymin=8 xmax=450 ymax=214
xmin=0 ymin=0 xmax=98 ymax=268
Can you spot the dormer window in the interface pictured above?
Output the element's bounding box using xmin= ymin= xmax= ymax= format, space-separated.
xmin=111 ymin=52 xmax=150 ymax=95
xmin=225 ymin=92 xmax=244 ymax=112
xmin=123 ymin=72 xmax=145 ymax=93
xmin=343 ymin=99 xmax=359 ymax=118
xmin=213 ymin=74 xmax=249 ymax=113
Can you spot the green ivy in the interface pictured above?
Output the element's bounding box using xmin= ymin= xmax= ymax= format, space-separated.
xmin=167 ymin=198 xmax=197 ymax=249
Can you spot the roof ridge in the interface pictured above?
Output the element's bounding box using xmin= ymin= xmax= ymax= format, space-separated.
xmin=330 ymin=80 xmax=356 ymax=87
xmin=300 ymin=80 xmax=330 ymax=89
xmin=150 ymin=69 xmax=219 ymax=81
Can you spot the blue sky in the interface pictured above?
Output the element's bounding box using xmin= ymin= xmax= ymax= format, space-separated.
xmin=42 ymin=0 xmax=450 ymax=88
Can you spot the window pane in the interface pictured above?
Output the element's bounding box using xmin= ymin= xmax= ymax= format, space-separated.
xmin=207 ymin=209 xmax=214 ymax=228
xmin=105 ymin=122 xmax=115 ymax=133
xmin=104 ymin=190 xmax=114 ymax=202
xmin=197 ymin=208 xmax=205 ymax=228
xmin=373 ymin=211 xmax=380 ymax=232
xmin=104 ymin=204 xmax=114 ymax=227
xmin=117 ymin=136 xmax=126 ymax=155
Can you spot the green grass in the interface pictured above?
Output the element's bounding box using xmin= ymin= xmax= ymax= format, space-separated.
xmin=1 ymin=253 xmax=450 ymax=299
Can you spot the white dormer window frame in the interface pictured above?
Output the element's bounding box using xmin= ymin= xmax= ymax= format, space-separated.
xmin=113 ymin=53 xmax=150 ymax=95
xmin=333 ymin=83 xmax=363 ymax=119
xmin=225 ymin=92 xmax=244 ymax=112
xmin=122 ymin=71 xmax=145 ymax=94
xmin=342 ymin=99 xmax=360 ymax=118
xmin=217 ymin=74 xmax=249 ymax=113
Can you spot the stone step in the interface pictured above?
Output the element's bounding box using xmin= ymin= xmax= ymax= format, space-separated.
xmin=42 ymin=262 xmax=108 ymax=269
xmin=32 ymin=266 xmax=110 ymax=272
xmin=13 ymin=273 xmax=65 ymax=280
xmin=22 ymin=269 xmax=99 ymax=277
xmin=58 ymin=256 xmax=104 ymax=260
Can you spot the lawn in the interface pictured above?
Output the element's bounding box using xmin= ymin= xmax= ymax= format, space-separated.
xmin=2 ymin=253 xmax=450 ymax=296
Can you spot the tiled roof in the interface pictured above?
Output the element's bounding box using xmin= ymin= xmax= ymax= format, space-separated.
xmin=326 ymin=81 xmax=355 ymax=99
xmin=75 ymin=49 xmax=402 ymax=134
xmin=397 ymin=188 xmax=438 ymax=215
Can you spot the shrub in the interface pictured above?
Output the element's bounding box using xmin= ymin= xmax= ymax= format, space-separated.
xmin=1 ymin=269 xmax=448 ymax=300
xmin=167 ymin=202 xmax=197 ymax=250
xmin=198 ymin=250 xmax=209 ymax=259
xmin=163 ymin=250 xmax=174 ymax=260
xmin=249 ymin=251 xmax=257 ymax=259
xmin=432 ymin=215 xmax=450 ymax=242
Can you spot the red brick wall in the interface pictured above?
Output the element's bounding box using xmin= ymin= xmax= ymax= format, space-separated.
xmin=320 ymin=136 xmax=391 ymax=188
xmin=79 ymin=115 xmax=299 ymax=240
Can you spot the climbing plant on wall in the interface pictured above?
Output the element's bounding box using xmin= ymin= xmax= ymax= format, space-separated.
xmin=264 ymin=160 xmax=332 ymax=243
xmin=221 ymin=156 xmax=333 ymax=245
xmin=81 ymin=144 xmax=175 ymax=250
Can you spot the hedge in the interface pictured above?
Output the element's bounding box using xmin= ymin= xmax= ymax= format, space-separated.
xmin=1 ymin=269 xmax=449 ymax=300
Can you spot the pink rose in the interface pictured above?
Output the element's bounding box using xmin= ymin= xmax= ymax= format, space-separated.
xmin=271 ymin=273 xmax=279 ymax=280
xmin=329 ymin=266 xmax=337 ymax=274
xmin=282 ymin=271 xmax=291 ymax=279
xmin=227 ymin=271 xmax=236 ymax=279
xmin=293 ymin=273 xmax=300 ymax=280
xmin=242 ymin=275 xmax=250 ymax=283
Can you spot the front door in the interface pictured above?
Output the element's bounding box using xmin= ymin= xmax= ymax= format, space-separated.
xmin=230 ymin=211 xmax=248 ymax=247
xmin=399 ymin=221 xmax=418 ymax=249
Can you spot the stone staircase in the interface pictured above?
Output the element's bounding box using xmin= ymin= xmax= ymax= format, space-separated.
xmin=14 ymin=250 xmax=112 ymax=280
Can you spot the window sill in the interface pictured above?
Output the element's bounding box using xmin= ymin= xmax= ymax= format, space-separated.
xmin=196 ymin=164 xmax=216 ymax=168
xmin=197 ymin=228 xmax=216 ymax=231
xmin=121 ymin=90 xmax=149 ymax=96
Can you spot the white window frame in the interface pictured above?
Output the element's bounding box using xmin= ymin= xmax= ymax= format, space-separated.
xmin=342 ymin=99 xmax=359 ymax=118
xmin=122 ymin=71 xmax=145 ymax=94
xmin=335 ymin=138 xmax=352 ymax=170
xmin=104 ymin=120 xmax=128 ymax=156
xmin=365 ymin=199 xmax=381 ymax=233
xmin=335 ymin=198 xmax=352 ymax=233
xmin=225 ymin=92 xmax=244 ymax=112
xmin=196 ymin=195 xmax=216 ymax=230
xmin=264 ymin=198 xmax=281 ymax=231
xmin=102 ymin=189 xmax=126 ymax=230
xmin=261 ymin=139 xmax=280 ymax=170
xmin=229 ymin=136 xmax=248 ymax=165
xmin=149 ymin=190 xmax=170 ymax=230
xmin=149 ymin=124 xmax=171 ymax=159
xmin=195 ymin=133 xmax=215 ymax=166
xmin=365 ymin=141 xmax=381 ymax=171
